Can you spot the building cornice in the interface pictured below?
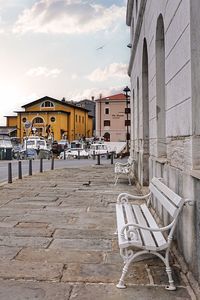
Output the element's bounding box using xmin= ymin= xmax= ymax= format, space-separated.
xmin=128 ymin=0 xmax=147 ymax=76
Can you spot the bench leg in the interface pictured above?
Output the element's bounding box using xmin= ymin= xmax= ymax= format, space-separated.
xmin=116 ymin=263 xmax=129 ymax=289
xmin=165 ymin=250 xmax=176 ymax=291
xmin=114 ymin=174 xmax=119 ymax=186
xmin=165 ymin=266 xmax=176 ymax=291
xmin=117 ymin=249 xmax=146 ymax=289
xmin=128 ymin=175 xmax=132 ymax=185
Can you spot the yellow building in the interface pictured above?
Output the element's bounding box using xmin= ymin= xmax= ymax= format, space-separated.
xmin=6 ymin=96 xmax=93 ymax=142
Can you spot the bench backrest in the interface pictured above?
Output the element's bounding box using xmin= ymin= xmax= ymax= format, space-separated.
xmin=149 ymin=177 xmax=184 ymax=219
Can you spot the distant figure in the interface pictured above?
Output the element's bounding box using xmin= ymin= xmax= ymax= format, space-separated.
xmin=83 ymin=181 xmax=91 ymax=186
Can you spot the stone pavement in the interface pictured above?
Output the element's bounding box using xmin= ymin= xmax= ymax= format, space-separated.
xmin=0 ymin=163 xmax=196 ymax=299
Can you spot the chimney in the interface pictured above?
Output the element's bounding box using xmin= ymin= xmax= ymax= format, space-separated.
xmin=61 ymin=97 xmax=66 ymax=102
xmin=91 ymin=96 xmax=94 ymax=101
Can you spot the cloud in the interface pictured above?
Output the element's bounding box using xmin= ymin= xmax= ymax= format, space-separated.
xmin=13 ymin=0 xmax=125 ymax=34
xmin=26 ymin=66 xmax=61 ymax=78
xmin=86 ymin=63 xmax=128 ymax=82
xmin=71 ymin=73 xmax=78 ymax=80
xmin=68 ymin=85 xmax=127 ymax=101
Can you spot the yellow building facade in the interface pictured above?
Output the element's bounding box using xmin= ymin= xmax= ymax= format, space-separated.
xmin=6 ymin=96 xmax=93 ymax=142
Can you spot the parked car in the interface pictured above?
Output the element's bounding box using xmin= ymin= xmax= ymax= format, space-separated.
xmin=59 ymin=148 xmax=89 ymax=159
xmin=88 ymin=143 xmax=109 ymax=157
xmin=19 ymin=148 xmax=37 ymax=160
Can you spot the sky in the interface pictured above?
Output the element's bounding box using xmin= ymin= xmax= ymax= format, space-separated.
xmin=0 ymin=0 xmax=130 ymax=125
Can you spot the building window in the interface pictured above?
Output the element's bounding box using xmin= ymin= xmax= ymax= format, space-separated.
xmin=79 ymin=116 xmax=81 ymax=123
xmin=104 ymin=120 xmax=110 ymax=127
xmin=82 ymin=116 xmax=84 ymax=123
xmin=22 ymin=117 xmax=27 ymax=123
xmin=105 ymin=108 xmax=109 ymax=115
xmin=105 ymin=101 xmax=109 ymax=105
xmin=41 ymin=101 xmax=54 ymax=108
xmin=33 ymin=117 xmax=44 ymax=124
xmin=50 ymin=116 xmax=55 ymax=122
xmin=76 ymin=115 xmax=77 ymax=122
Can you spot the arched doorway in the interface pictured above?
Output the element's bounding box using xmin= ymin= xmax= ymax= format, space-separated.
xmin=142 ymin=39 xmax=149 ymax=185
xmin=32 ymin=117 xmax=45 ymax=136
xmin=156 ymin=14 xmax=166 ymax=157
xmin=103 ymin=132 xmax=110 ymax=142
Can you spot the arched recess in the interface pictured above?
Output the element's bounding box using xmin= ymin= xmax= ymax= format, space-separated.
xmin=156 ymin=14 xmax=166 ymax=157
xmin=103 ymin=132 xmax=110 ymax=142
xmin=131 ymin=89 xmax=135 ymax=153
xmin=137 ymin=77 xmax=140 ymax=144
xmin=142 ymin=39 xmax=149 ymax=185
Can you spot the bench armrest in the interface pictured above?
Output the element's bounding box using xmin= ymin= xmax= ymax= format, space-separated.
xmin=115 ymin=162 xmax=129 ymax=167
xmin=184 ymin=198 xmax=195 ymax=206
xmin=120 ymin=220 xmax=175 ymax=240
xmin=117 ymin=192 xmax=151 ymax=204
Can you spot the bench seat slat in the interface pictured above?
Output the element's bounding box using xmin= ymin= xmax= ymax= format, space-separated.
xmin=116 ymin=204 xmax=142 ymax=248
xmin=116 ymin=204 xmax=127 ymax=245
xmin=140 ymin=203 xmax=166 ymax=248
xmin=124 ymin=203 xmax=143 ymax=245
xmin=132 ymin=204 xmax=157 ymax=250
xmin=152 ymin=177 xmax=183 ymax=207
xmin=149 ymin=183 xmax=177 ymax=218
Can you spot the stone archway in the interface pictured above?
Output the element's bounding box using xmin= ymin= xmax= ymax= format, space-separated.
xmin=141 ymin=39 xmax=149 ymax=185
xmin=156 ymin=14 xmax=166 ymax=157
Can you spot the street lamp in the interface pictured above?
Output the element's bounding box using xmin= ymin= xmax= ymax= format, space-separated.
xmin=123 ymin=86 xmax=131 ymax=155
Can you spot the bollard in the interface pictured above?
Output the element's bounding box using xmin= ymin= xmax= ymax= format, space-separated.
xmin=78 ymin=150 xmax=80 ymax=160
xmin=40 ymin=158 xmax=43 ymax=173
xmin=106 ymin=151 xmax=109 ymax=160
xmin=29 ymin=159 xmax=32 ymax=176
xmin=51 ymin=157 xmax=54 ymax=170
xmin=111 ymin=152 xmax=114 ymax=165
xmin=8 ymin=162 xmax=12 ymax=183
xmin=97 ymin=154 xmax=100 ymax=165
xmin=64 ymin=150 xmax=66 ymax=160
xmin=18 ymin=161 xmax=22 ymax=179
xmin=17 ymin=152 xmax=20 ymax=160
xmin=93 ymin=150 xmax=95 ymax=160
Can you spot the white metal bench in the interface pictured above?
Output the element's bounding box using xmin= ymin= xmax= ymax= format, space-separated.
xmin=115 ymin=177 xmax=192 ymax=290
xmin=114 ymin=156 xmax=134 ymax=186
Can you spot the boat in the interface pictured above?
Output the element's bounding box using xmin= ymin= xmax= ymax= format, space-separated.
xmin=20 ymin=136 xmax=52 ymax=159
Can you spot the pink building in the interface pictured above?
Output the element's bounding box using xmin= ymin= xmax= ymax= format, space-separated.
xmin=95 ymin=93 xmax=130 ymax=142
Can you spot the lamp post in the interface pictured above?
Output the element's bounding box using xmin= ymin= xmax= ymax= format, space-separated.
xmin=123 ymin=86 xmax=131 ymax=155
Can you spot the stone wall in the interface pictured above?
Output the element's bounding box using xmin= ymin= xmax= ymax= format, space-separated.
xmin=127 ymin=0 xmax=200 ymax=283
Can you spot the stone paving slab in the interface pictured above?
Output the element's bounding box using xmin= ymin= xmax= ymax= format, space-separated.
xmin=0 ymin=260 xmax=63 ymax=281
xmin=0 ymin=164 xmax=194 ymax=299
xmin=70 ymin=283 xmax=191 ymax=300
xmin=0 ymin=280 xmax=72 ymax=300
xmin=16 ymin=248 xmax=103 ymax=264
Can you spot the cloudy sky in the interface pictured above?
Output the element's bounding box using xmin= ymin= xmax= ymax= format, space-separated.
xmin=0 ymin=0 xmax=130 ymax=125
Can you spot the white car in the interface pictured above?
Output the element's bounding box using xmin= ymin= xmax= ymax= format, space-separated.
xmin=88 ymin=143 xmax=109 ymax=157
xmin=59 ymin=148 xmax=89 ymax=159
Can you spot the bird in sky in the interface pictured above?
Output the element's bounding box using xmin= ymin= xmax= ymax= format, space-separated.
xmin=96 ymin=45 xmax=105 ymax=50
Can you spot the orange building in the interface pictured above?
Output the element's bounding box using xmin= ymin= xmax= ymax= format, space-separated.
xmin=95 ymin=93 xmax=130 ymax=142
xmin=6 ymin=96 xmax=93 ymax=142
